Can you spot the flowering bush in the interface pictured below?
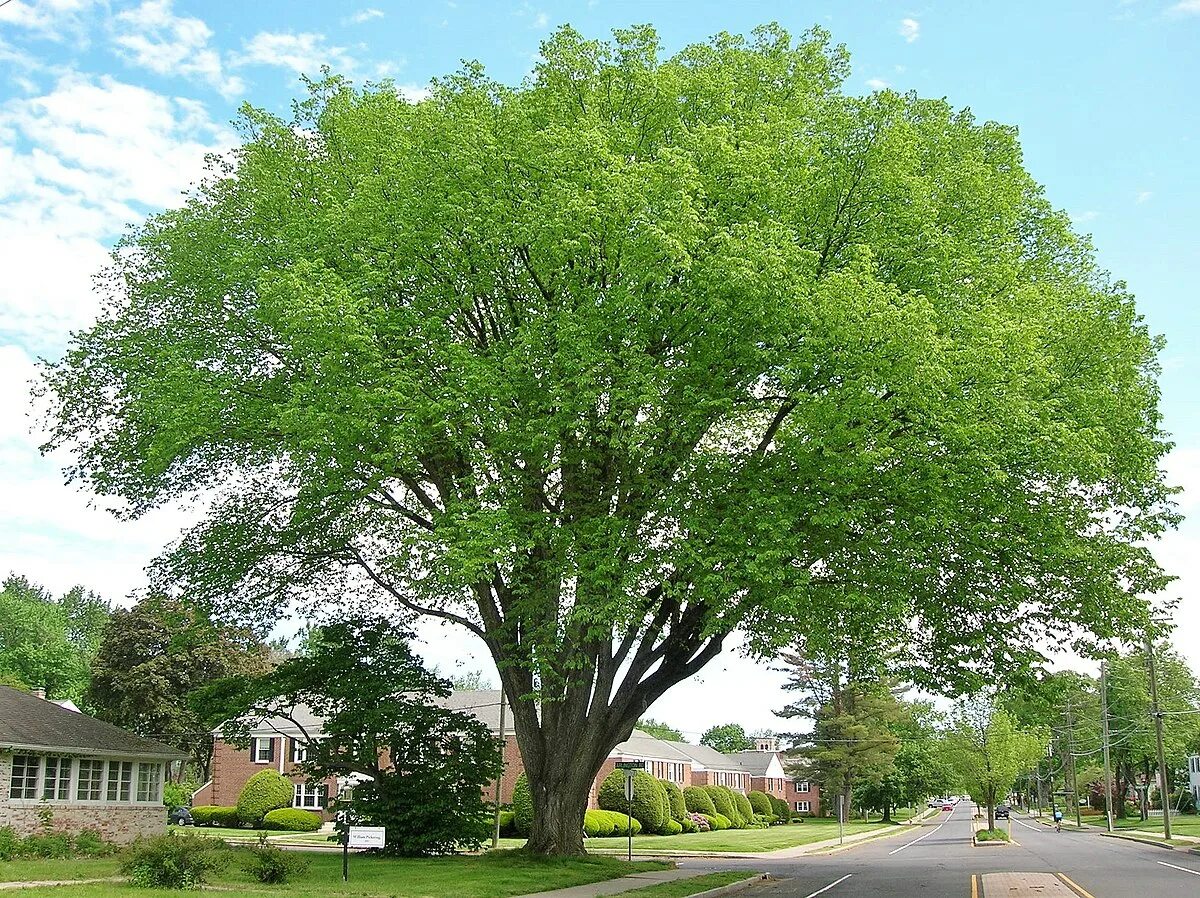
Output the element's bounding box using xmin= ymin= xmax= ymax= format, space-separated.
xmin=687 ymin=813 xmax=710 ymax=832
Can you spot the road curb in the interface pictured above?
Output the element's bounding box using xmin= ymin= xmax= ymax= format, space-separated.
xmin=1097 ymin=831 xmax=1179 ymax=851
xmin=657 ymin=874 xmax=770 ymax=898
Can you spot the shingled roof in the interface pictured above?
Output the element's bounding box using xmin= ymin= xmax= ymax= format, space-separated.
xmin=0 ymin=686 xmax=186 ymax=760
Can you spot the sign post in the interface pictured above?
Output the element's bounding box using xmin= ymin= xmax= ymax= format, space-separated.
xmin=836 ymin=795 xmax=844 ymax=845
xmin=615 ymin=760 xmax=644 ymax=862
xmin=342 ymin=826 xmax=386 ymax=882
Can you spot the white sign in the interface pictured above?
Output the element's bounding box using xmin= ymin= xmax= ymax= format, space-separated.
xmin=624 ymin=775 xmax=635 ymax=802
xmin=348 ymin=826 xmax=386 ymax=849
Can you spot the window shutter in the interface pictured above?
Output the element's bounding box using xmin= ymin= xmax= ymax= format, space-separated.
xmin=250 ymin=738 xmax=257 ymax=761
xmin=288 ymin=739 xmax=296 ymax=763
xmin=318 ymin=784 xmax=328 ymax=808
xmin=267 ymin=738 xmax=275 ymax=762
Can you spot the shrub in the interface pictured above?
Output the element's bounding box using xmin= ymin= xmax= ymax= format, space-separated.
xmin=768 ymin=795 xmax=791 ymax=823
xmin=163 ymin=782 xmax=197 ymax=812
xmin=609 ymin=813 xmax=642 ymax=836
xmin=497 ymin=810 xmax=516 ymax=836
xmin=730 ymin=790 xmax=755 ymax=826
xmin=242 ymin=833 xmax=310 ymax=884
xmin=512 ymin=774 xmax=534 ymax=836
xmin=236 ymin=771 xmax=294 ymax=827
xmin=262 ymin=808 xmax=322 ymax=832
xmin=191 ymin=806 xmax=240 ymax=827
xmin=680 ymin=815 xmax=698 ymax=833
xmin=683 ymin=786 xmax=717 ymax=816
xmin=0 ymin=827 xmax=17 ymax=861
xmin=659 ymin=780 xmax=687 ymax=820
xmin=74 ymin=830 xmax=115 ymax=857
xmin=662 ymin=817 xmax=683 ymax=835
xmin=583 ymin=809 xmax=616 ymax=837
xmin=120 ymin=832 xmax=228 ymax=889
xmin=703 ymin=812 xmax=729 ymax=830
xmin=703 ymin=786 xmax=736 ymax=824
xmin=20 ymin=833 xmax=72 ymax=858
xmin=598 ymin=770 xmax=668 ymax=834
xmin=747 ymin=791 xmax=774 ymax=818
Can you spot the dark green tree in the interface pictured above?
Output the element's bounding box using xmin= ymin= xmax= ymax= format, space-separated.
xmin=217 ymin=618 xmax=501 ymax=855
xmin=41 ymin=23 xmax=1174 ymax=854
xmin=637 ymin=718 xmax=685 ymax=742
xmin=699 ymin=723 xmax=753 ymax=754
xmin=86 ymin=594 xmax=273 ymax=780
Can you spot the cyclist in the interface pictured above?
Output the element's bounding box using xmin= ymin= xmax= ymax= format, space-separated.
xmin=1053 ymin=808 xmax=1064 ymax=832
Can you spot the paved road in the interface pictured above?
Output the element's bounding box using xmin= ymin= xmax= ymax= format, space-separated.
xmin=677 ymin=803 xmax=1200 ymax=897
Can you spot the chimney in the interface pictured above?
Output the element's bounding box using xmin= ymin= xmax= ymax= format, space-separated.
xmin=31 ymin=687 xmax=47 ymax=700
xmin=755 ymin=736 xmax=778 ymax=753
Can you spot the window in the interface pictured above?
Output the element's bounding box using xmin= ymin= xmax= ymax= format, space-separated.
xmin=253 ymin=738 xmax=274 ymax=763
xmin=136 ymin=763 xmax=162 ymax=803
xmin=794 ymin=780 xmax=810 ymax=793
xmin=8 ymin=755 xmax=38 ymax=800
xmin=77 ymin=759 xmax=103 ymax=801
xmin=42 ymin=757 xmax=71 ymax=800
xmin=795 ymin=800 xmax=810 ymax=813
xmin=293 ymin=782 xmax=327 ymax=809
xmin=107 ymin=761 xmax=133 ymax=802
xmin=290 ymin=739 xmax=309 ymax=763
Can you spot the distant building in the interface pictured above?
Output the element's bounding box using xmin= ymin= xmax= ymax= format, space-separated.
xmin=1188 ymin=754 xmax=1200 ymax=805
xmin=0 ymin=685 xmax=186 ymax=844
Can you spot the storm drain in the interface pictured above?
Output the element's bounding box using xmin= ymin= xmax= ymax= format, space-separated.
xmin=978 ymin=872 xmax=1079 ymax=896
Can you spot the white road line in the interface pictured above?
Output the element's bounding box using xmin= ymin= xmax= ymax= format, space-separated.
xmin=1014 ymin=819 xmax=1042 ymax=832
xmin=889 ymin=806 xmax=951 ymax=855
xmin=1157 ymin=861 xmax=1200 ymax=877
xmin=801 ymin=873 xmax=853 ymax=898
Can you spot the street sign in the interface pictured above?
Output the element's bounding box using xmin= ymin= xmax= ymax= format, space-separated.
xmin=348 ymin=826 xmax=386 ymax=849
xmin=615 ymin=760 xmax=644 ymax=770
xmin=624 ymin=776 xmax=634 ymax=801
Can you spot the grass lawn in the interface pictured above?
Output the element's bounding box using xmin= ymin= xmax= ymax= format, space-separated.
xmin=0 ymin=856 xmax=122 ymax=882
xmin=188 ymin=825 xmax=312 ymax=839
xmin=974 ymin=829 xmax=1009 ymax=842
xmin=1111 ymin=816 xmax=1200 ymax=838
xmin=4 ymin=848 xmax=671 ymax=897
xmin=620 ymin=872 xmax=752 ymax=898
xmin=581 ymin=819 xmax=889 ymax=854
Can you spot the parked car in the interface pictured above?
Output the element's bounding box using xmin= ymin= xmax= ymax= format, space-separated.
xmin=995 ymin=805 xmax=1010 ymax=819
xmin=941 ymin=803 xmax=953 ymax=811
xmin=168 ymin=806 xmax=193 ymax=826
xmin=927 ymin=798 xmax=945 ymax=808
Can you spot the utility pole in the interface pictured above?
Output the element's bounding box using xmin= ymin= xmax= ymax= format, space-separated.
xmin=1101 ymin=661 xmax=1114 ymax=833
xmin=1066 ymin=694 xmax=1081 ymax=829
xmin=491 ymin=691 xmax=507 ymax=849
xmin=1147 ymin=635 xmax=1172 ymax=840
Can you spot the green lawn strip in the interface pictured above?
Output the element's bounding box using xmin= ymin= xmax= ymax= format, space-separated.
xmin=974 ymin=829 xmax=1009 ymax=842
xmin=190 ymin=826 xmax=308 ymax=839
xmin=583 ymin=820 xmax=887 ymax=853
xmin=0 ymin=856 xmax=122 ymax=882
xmin=2 ymin=849 xmax=671 ymax=898
xmin=615 ymin=872 xmax=752 ymax=898
xmin=1112 ymin=818 xmax=1200 ymax=838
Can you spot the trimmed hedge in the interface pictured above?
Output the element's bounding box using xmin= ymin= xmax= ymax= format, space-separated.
xmin=683 ymin=786 xmax=717 ymax=816
xmin=662 ymin=817 xmax=683 ymax=835
xmin=768 ymin=795 xmax=792 ymax=823
xmin=497 ymin=810 xmax=516 ymax=836
xmin=702 ymin=786 xmax=736 ymax=825
xmin=702 ymin=812 xmax=729 ymax=830
xmin=731 ymin=790 xmax=755 ymax=826
xmin=659 ymin=780 xmax=687 ymax=820
xmin=598 ymin=770 xmax=668 ymax=834
xmin=747 ymin=791 xmax=774 ymax=818
xmin=512 ymin=774 xmax=534 ymax=836
xmin=583 ymin=809 xmax=616 ymax=837
xmin=191 ymin=806 xmax=240 ymax=827
xmin=262 ymin=808 xmax=322 ymax=832
xmin=236 ymin=771 xmax=294 ymax=827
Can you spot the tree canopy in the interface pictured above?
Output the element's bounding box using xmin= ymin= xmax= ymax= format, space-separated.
xmin=41 ymin=22 xmax=1174 ymax=853
xmin=700 ymin=723 xmax=754 ymax=753
xmin=638 ymin=718 xmax=685 ymax=742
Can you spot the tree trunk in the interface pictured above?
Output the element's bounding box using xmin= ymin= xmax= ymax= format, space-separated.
xmin=525 ymin=766 xmax=594 ymax=856
xmin=986 ymin=787 xmax=995 ymax=831
xmin=882 ymin=800 xmax=892 ymax=823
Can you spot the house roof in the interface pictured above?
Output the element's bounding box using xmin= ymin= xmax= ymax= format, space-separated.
xmin=0 ymin=686 xmax=186 ymax=760
xmin=612 ymin=730 xmax=696 ymax=763
xmin=665 ymin=740 xmax=752 ymax=773
xmin=729 ymin=750 xmax=785 ymax=776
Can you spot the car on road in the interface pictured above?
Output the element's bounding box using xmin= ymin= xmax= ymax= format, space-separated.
xmin=927 ymin=799 xmax=943 ymax=808
xmin=941 ymin=802 xmax=954 ymax=811
xmin=995 ymin=805 xmax=1010 ymax=819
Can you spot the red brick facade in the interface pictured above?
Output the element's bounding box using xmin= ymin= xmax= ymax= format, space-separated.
xmin=785 ymin=776 xmax=820 ymax=816
xmin=199 ymin=736 xmax=337 ymax=819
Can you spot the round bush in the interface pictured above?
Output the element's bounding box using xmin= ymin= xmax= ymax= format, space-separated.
xmin=583 ymin=809 xmax=616 ymax=837
xmin=747 ymin=791 xmax=774 ymax=818
xmin=659 ymin=780 xmax=686 ymax=820
xmin=714 ymin=786 xmax=744 ymax=827
xmin=262 ymin=808 xmax=322 ymax=832
xmin=662 ymin=817 xmax=683 ymax=835
xmin=598 ymin=770 xmax=667 ymax=834
xmin=768 ymin=795 xmax=791 ymax=822
xmin=703 ymin=785 xmax=735 ymax=822
xmin=512 ymin=774 xmax=534 ymax=836
xmin=683 ymin=786 xmax=717 ymax=816
xmin=680 ymin=816 xmax=698 ymax=833
xmin=120 ymin=833 xmax=228 ymax=889
xmin=236 ymin=771 xmax=294 ymax=827
xmin=703 ymin=812 xmax=728 ymax=830
xmin=731 ymin=790 xmax=755 ymax=825
xmin=497 ymin=810 xmax=516 ymax=836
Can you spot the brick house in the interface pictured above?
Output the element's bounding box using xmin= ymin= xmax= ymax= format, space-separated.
xmin=200 ymin=689 xmax=819 ymax=817
xmin=0 ymin=685 xmax=186 ymax=844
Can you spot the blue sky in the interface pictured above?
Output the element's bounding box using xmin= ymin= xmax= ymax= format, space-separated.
xmin=1 ymin=0 xmax=1197 ymax=733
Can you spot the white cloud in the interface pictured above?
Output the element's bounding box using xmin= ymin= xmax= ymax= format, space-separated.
xmin=1070 ymin=209 xmax=1100 ymax=224
xmin=899 ymin=17 xmax=921 ymax=42
xmin=111 ymin=0 xmax=244 ymax=98
xmin=238 ymin=31 xmax=357 ymax=76
xmin=1137 ymin=190 xmax=1153 ymax=203
xmin=343 ymin=8 xmax=384 ymax=25
xmin=532 ymin=11 xmax=549 ymax=28
xmin=396 ymin=84 xmax=432 ymax=103
xmin=0 ymin=0 xmax=95 ymax=42
xmin=865 ymin=77 xmax=891 ymax=90
xmin=1167 ymin=0 xmax=1200 ymax=15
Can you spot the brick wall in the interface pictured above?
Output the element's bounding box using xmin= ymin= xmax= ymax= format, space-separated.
xmin=750 ymin=776 xmax=788 ymax=799
xmin=590 ymin=759 xmax=617 ymax=809
xmin=0 ymin=753 xmax=166 ymax=845
xmin=785 ymin=777 xmax=821 ymax=816
xmin=690 ymin=770 xmax=711 ymax=787
xmin=207 ymin=737 xmax=336 ymax=819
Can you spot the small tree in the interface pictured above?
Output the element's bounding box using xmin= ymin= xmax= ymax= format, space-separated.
xmin=700 ymin=724 xmax=754 ymax=754
xmin=216 ymin=618 xmax=501 ymax=855
xmin=638 ymin=718 xmax=685 ymax=742
xmin=944 ymin=697 xmax=1045 ymax=830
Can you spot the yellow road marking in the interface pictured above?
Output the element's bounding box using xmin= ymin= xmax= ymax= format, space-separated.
xmin=1057 ymin=873 xmax=1098 ymax=898
xmin=970 ymin=873 xmax=978 ymax=898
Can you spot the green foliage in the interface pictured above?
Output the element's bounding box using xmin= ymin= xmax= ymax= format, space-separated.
xmin=0 ymin=827 xmax=17 ymax=861
xmin=120 ymin=832 xmax=229 ymax=889
xmin=43 ymin=20 xmax=1173 ymax=853
xmin=190 ymin=806 xmax=239 ymax=827
xmin=163 ymin=781 xmax=198 ymax=812
xmin=659 ymin=779 xmax=686 ymax=820
xmin=219 ymin=619 xmax=502 ymax=855
xmin=702 ymin=786 xmax=735 ymax=823
xmin=512 ymin=774 xmax=534 ymax=837
xmin=236 ymin=770 xmax=294 ymax=826
xmin=662 ymin=817 xmax=683 ymax=835
xmin=747 ymin=791 xmax=774 ymax=818
xmin=73 ymin=831 xmax=115 ymax=857
xmin=242 ymin=833 xmax=310 ymax=884
xmin=583 ymin=809 xmax=616 ymax=837
xmin=683 ymin=786 xmax=717 ymax=816
xmin=943 ymin=697 xmax=1045 ymax=827
xmin=20 ymin=833 xmax=71 ymax=858
xmin=767 ymin=795 xmax=791 ymax=822
xmin=974 ymin=828 xmax=1009 ymax=842
xmin=497 ymin=810 xmax=516 ymax=836
xmin=680 ymin=816 xmax=698 ymax=833
xmin=262 ymin=808 xmax=322 ymax=832
xmin=700 ymin=725 xmax=754 ymax=754
xmin=731 ymin=790 xmax=755 ymax=825
xmin=0 ymin=575 xmax=110 ymax=704
xmin=86 ymin=595 xmax=271 ymax=781
xmin=598 ymin=770 xmax=668 ymax=833
xmin=638 ymin=719 xmax=685 ymax=742
xmin=706 ymin=813 xmax=731 ymax=831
